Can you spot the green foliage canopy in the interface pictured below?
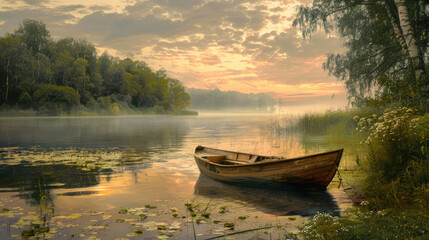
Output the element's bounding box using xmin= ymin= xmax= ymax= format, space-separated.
xmin=294 ymin=0 xmax=429 ymax=109
xmin=0 ymin=19 xmax=191 ymax=115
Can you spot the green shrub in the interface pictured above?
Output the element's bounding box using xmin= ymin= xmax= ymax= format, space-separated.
xmin=357 ymin=107 xmax=429 ymax=209
xmin=85 ymin=98 xmax=100 ymax=111
xmin=33 ymin=84 xmax=80 ymax=115
xmin=19 ymin=92 xmax=33 ymax=109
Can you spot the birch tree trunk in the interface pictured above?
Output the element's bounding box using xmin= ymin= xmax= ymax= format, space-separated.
xmin=394 ymin=0 xmax=425 ymax=79
xmin=384 ymin=2 xmax=409 ymax=58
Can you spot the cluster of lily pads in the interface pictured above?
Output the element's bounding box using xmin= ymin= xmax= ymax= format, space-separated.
xmin=1 ymin=195 xmax=297 ymax=239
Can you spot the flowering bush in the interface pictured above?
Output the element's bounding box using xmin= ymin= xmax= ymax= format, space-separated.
xmin=300 ymin=213 xmax=351 ymax=239
xmin=355 ymin=107 xmax=429 ymax=208
xmin=356 ymin=107 xmax=428 ymax=149
xmin=298 ymin=209 xmax=428 ymax=239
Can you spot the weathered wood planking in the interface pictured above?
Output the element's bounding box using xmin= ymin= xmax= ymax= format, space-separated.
xmin=193 ymin=145 xmax=343 ymax=189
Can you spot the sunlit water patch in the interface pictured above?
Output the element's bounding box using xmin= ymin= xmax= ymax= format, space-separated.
xmin=0 ymin=114 xmax=357 ymax=239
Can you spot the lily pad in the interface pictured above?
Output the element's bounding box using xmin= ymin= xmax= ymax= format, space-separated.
xmin=169 ymin=222 xmax=181 ymax=230
xmin=119 ymin=209 xmax=128 ymax=214
xmin=21 ymin=229 xmax=35 ymax=238
xmin=224 ymin=222 xmax=234 ymax=230
xmin=56 ymin=213 xmax=82 ymax=220
xmin=195 ymin=218 xmax=205 ymax=224
xmin=157 ymin=225 xmax=167 ymax=231
xmin=36 ymin=226 xmax=50 ymax=233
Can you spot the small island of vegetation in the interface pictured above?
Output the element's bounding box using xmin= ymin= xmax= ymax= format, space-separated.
xmin=0 ymin=19 xmax=195 ymax=116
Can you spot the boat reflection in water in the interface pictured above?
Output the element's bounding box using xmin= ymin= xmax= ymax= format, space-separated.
xmin=194 ymin=174 xmax=341 ymax=217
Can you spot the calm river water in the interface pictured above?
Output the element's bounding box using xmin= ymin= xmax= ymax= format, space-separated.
xmin=0 ymin=114 xmax=356 ymax=239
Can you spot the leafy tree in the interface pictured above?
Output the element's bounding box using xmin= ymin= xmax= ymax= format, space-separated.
xmin=293 ymin=0 xmax=429 ymax=108
xmin=167 ymin=78 xmax=191 ymax=109
xmin=14 ymin=19 xmax=50 ymax=54
xmin=53 ymin=50 xmax=74 ymax=86
xmin=103 ymin=61 xmax=124 ymax=95
xmin=55 ymin=38 xmax=97 ymax=73
xmin=97 ymin=52 xmax=113 ymax=80
xmin=31 ymin=53 xmax=53 ymax=85
xmin=0 ymin=35 xmax=21 ymax=104
xmin=69 ymin=58 xmax=91 ymax=104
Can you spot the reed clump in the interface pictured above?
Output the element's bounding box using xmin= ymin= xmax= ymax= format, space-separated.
xmin=295 ymin=107 xmax=380 ymax=137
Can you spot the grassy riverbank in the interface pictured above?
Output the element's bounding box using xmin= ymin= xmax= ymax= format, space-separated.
xmin=279 ymin=107 xmax=429 ymax=239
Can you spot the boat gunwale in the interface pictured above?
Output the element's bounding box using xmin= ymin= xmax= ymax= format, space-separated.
xmin=193 ymin=145 xmax=343 ymax=168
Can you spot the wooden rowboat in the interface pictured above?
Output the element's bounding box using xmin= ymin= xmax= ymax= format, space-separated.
xmin=193 ymin=145 xmax=343 ymax=189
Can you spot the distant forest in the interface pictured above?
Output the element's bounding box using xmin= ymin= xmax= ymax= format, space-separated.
xmin=0 ymin=20 xmax=191 ymax=116
xmin=187 ymin=88 xmax=276 ymax=111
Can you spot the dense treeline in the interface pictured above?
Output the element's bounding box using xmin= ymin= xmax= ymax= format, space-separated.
xmin=0 ymin=20 xmax=191 ymax=115
xmin=187 ymin=88 xmax=276 ymax=112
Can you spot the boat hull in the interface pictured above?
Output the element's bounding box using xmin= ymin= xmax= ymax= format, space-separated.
xmin=193 ymin=146 xmax=343 ymax=189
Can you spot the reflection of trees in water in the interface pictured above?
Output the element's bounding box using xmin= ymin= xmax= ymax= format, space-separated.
xmin=0 ymin=116 xmax=190 ymax=150
xmin=0 ymin=164 xmax=101 ymax=206
xmin=0 ymin=147 xmax=157 ymax=207
xmin=194 ymin=174 xmax=340 ymax=217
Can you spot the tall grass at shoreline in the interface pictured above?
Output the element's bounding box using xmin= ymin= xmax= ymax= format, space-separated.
xmin=274 ymin=107 xmax=429 ymax=239
xmin=270 ymin=108 xmax=372 ymax=170
xmin=357 ymin=108 xmax=429 ymax=209
xmin=286 ymin=106 xmax=429 ymax=209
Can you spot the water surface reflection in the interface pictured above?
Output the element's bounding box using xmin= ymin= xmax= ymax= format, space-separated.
xmin=194 ymin=174 xmax=340 ymax=217
xmin=0 ymin=114 xmax=356 ymax=239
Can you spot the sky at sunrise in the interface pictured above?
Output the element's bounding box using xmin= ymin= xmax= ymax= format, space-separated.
xmin=0 ymin=0 xmax=348 ymax=108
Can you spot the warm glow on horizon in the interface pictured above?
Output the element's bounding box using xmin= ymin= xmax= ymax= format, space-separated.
xmin=0 ymin=0 xmax=347 ymax=107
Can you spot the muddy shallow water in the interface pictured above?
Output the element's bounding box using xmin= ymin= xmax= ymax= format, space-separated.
xmin=0 ymin=114 xmax=356 ymax=239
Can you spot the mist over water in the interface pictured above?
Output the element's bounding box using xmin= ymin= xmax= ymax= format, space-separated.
xmin=0 ymin=114 xmax=354 ymax=239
